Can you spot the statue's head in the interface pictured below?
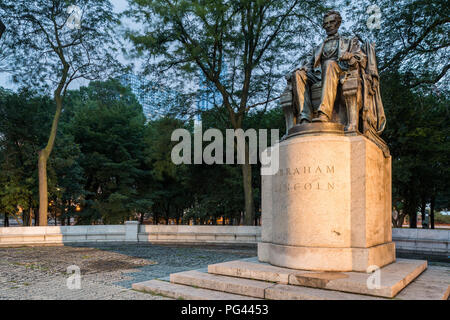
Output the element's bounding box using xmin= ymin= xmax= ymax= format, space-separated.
xmin=322 ymin=10 xmax=342 ymax=36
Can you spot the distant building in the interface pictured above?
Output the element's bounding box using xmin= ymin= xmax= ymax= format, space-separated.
xmin=118 ymin=73 xmax=179 ymax=120
xmin=195 ymin=64 xmax=227 ymax=122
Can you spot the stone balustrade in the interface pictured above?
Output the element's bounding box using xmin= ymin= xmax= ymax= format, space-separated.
xmin=0 ymin=224 xmax=129 ymax=246
xmin=392 ymin=228 xmax=449 ymax=259
xmin=0 ymin=224 xmax=448 ymax=261
xmin=138 ymin=225 xmax=261 ymax=243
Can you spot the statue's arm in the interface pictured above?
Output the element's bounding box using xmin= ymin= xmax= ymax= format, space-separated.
xmin=286 ymin=47 xmax=314 ymax=79
xmin=341 ymin=37 xmax=367 ymax=68
xmin=300 ymin=47 xmax=315 ymax=72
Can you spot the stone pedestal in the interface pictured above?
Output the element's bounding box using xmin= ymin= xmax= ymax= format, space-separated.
xmin=258 ymin=132 xmax=395 ymax=272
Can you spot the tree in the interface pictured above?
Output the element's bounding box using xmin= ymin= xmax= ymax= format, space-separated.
xmin=143 ymin=116 xmax=193 ymax=224
xmin=49 ymin=127 xmax=85 ymax=226
xmin=125 ymin=0 xmax=326 ymax=224
xmin=344 ymin=0 xmax=449 ymax=90
xmin=0 ymin=0 xmax=121 ymax=225
xmin=380 ymin=71 xmax=449 ymax=228
xmin=342 ymin=0 xmax=449 ymax=227
xmin=66 ymin=80 xmax=149 ymax=224
xmin=0 ymin=88 xmax=54 ymax=225
xmin=0 ymin=18 xmax=12 ymax=73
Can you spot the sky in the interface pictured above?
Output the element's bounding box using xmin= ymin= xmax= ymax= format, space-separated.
xmin=0 ymin=0 xmax=132 ymax=91
xmin=0 ymin=0 xmax=370 ymax=92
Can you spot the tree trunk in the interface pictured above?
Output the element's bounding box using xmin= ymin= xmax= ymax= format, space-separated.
xmin=38 ymin=90 xmax=64 ymax=226
xmin=28 ymin=208 xmax=33 ymax=226
xmin=420 ymin=198 xmax=426 ymax=226
xmin=4 ymin=213 xmax=9 ymax=227
xmin=430 ymin=196 xmax=435 ymax=229
xmin=61 ymin=206 xmax=65 ymax=226
xmin=409 ymin=211 xmax=417 ymax=228
xmin=38 ymin=150 xmax=49 ymax=226
xmin=241 ymin=161 xmax=255 ymax=225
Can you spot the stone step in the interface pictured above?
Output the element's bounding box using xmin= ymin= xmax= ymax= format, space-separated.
xmin=132 ymin=279 xmax=260 ymax=300
xmin=208 ymin=258 xmax=428 ymax=298
xmin=265 ymin=283 xmax=384 ymax=300
xmin=170 ymin=270 xmax=275 ymax=298
xmin=394 ymin=267 xmax=450 ymax=300
xmin=169 ymin=269 xmax=383 ymax=300
xmin=208 ymin=259 xmax=294 ymax=284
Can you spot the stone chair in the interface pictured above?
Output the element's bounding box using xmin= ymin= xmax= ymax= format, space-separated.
xmin=280 ymin=64 xmax=363 ymax=135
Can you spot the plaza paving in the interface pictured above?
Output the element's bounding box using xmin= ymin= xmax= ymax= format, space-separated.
xmin=0 ymin=243 xmax=256 ymax=300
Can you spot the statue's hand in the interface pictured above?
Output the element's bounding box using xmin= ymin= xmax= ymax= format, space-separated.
xmin=339 ymin=52 xmax=353 ymax=61
xmin=299 ymin=65 xmax=309 ymax=72
xmin=371 ymin=76 xmax=379 ymax=91
xmin=285 ymin=66 xmax=307 ymax=80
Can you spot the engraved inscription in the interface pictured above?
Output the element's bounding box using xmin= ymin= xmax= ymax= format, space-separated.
xmin=274 ymin=165 xmax=336 ymax=192
xmin=276 ymin=165 xmax=334 ymax=176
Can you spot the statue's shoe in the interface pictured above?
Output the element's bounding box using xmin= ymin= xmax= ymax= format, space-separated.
xmin=312 ymin=112 xmax=330 ymax=122
xmin=299 ymin=118 xmax=311 ymax=124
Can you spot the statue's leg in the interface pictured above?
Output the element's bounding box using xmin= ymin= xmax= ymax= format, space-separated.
xmin=281 ymin=90 xmax=295 ymax=132
xmin=292 ymin=70 xmax=314 ymax=122
xmin=317 ymin=60 xmax=342 ymax=120
xmin=342 ymin=69 xmax=361 ymax=133
xmin=344 ymin=93 xmax=359 ymax=132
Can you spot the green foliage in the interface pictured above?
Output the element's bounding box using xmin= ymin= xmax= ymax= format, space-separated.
xmin=344 ymin=0 xmax=449 ymax=90
xmin=143 ymin=116 xmax=192 ymax=224
xmin=0 ymin=1 xmax=448 ymax=227
xmin=0 ymin=87 xmax=89 ymax=225
xmin=0 ymin=0 xmax=121 ymax=92
xmin=125 ymin=0 xmax=329 ymax=224
xmin=0 ymin=88 xmax=54 ymax=223
xmin=66 ymin=80 xmax=148 ymax=224
xmin=381 ymin=70 xmax=449 ymax=227
xmin=125 ymin=0 xmax=327 ymax=120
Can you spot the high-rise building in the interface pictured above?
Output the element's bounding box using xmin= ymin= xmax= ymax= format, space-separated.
xmin=118 ymin=73 xmax=179 ymax=120
xmin=195 ymin=64 xmax=227 ymax=122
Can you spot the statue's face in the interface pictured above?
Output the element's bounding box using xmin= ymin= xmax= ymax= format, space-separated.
xmin=323 ymin=14 xmax=340 ymax=36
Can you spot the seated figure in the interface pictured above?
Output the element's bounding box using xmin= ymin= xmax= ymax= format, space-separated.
xmin=281 ymin=10 xmax=389 ymax=156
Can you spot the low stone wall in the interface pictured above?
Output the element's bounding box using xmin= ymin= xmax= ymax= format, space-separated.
xmin=0 ymin=224 xmax=448 ymax=258
xmin=392 ymin=228 xmax=449 ymax=259
xmin=138 ymin=225 xmax=261 ymax=244
xmin=0 ymin=223 xmax=260 ymax=246
xmin=0 ymin=222 xmax=136 ymax=246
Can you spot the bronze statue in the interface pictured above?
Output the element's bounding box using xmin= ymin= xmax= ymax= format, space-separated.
xmin=281 ymin=10 xmax=388 ymax=155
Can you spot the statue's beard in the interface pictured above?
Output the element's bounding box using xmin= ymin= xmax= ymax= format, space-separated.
xmin=325 ymin=28 xmax=338 ymax=36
